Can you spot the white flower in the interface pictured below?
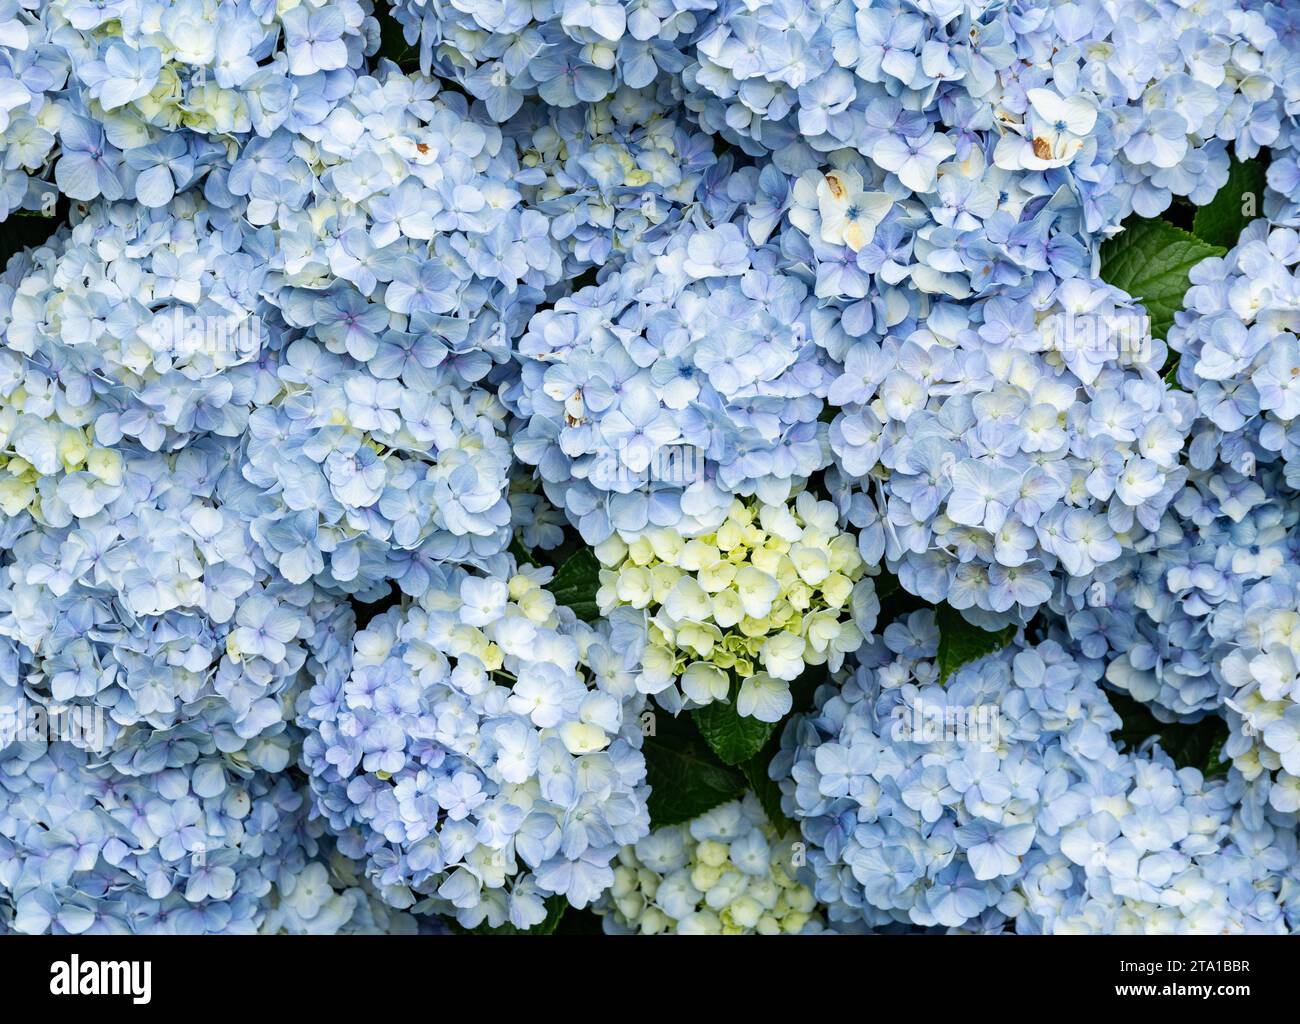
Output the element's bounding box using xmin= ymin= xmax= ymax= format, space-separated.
xmin=760 ymin=632 xmax=807 ymax=681
xmin=559 ymin=720 xmax=610 ymax=755
xmin=639 ymin=643 xmax=679 ymax=695
xmin=995 ymin=88 xmax=1097 ymax=171
xmin=734 ymin=566 xmax=780 ymax=619
xmin=737 ymin=672 xmax=793 ymax=722
xmin=816 ymin=169 xmax=893 ymax=251
xmin=664 ymin=576 xmax=714 ymax=623
xmin=681 ymin=662 xmax=730 ymax=705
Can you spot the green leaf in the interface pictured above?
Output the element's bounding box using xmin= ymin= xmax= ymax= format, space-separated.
xmin=1192 ymin=155 xmax=1267 ymax=249
xmin=1202 ymin=734 xmax=1229 ymax=781
xmin=873 ymin=569 xmax=900 ymax=603
xmin=740 ymin=743 xmax=792 ymax=832
xmin=376 ymin=2 xmax=420 ymax=70
xmin=692 ymin=689 xmax=778 ymax=765
xmin=740 ymin=757 xmax=787 ymax=830
xmin=643 ymin=717 xmax=747 ymax=827
xmin=546 ymin=547 xmax=601 ymax=622
xmin=1108 ymin=692 xmax=1230 ymax=777
xmin=1100 ymin=218 xmax=1226 ymax=340
xmin=873 ymin=568 xmax=927 ymax=628
xmin=508 ymin=535 xmax=535 ymax=568
xmin=935 ymin=604 xmax=1016 ymax=682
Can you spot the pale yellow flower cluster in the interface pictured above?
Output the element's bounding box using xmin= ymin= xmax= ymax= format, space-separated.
xmin=599 ymin=794 xmax=826 ymax=935
xmin=594 ymin=492 xmax=872 ymax=721
xmin=0 ymin=403 xmax=124 ymax=517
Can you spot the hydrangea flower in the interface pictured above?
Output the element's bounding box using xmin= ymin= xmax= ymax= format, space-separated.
xmin=593 ymin=493 xmax=878 ymax=719
xmin=0 ymin=195 xmax=277 ymax=456
xmin=385 ymin=0 xmax=709 ymax=121
xmin=505 ymin=84 xmax=722 ymax=271
xmin=774 ymin=610 xmax=1300 ymax=933
xmin=261 ymin=851 xmax=425 ymax=934
xmin=0 ymin=740 xmax=348 ymax=934
xmin=0 ymin=0 xmax=1297 ymax=941
xmin=1052 ymin=462 xmax=1299 ymax=722
xmin=819 ymin=268 xmax=1192 ymax=623
xmin=0 ymin=197 xmax=365 ymax=762
xmin=507 ymin=204 xmax=841 ymax=543
xmin=1050 ymin=220 xmax=1300 ymax=807
xmin=0 ymin=461 xmax=350 ymax=768
xmin=0 ymin=0 xmax=381 ymax=219
xmin=682 ymin=0 xmax=1288 ymax=239
xmin=597 ymin=792 xmax=828 ymax=933
xmin=1170 ymin=220 xmax=1300 ymax=488
xmin=298 ymin=559 xmax=651 ymax=929
xmin=0 ymin=1 xmax=68 ymax=220
xmin=0 ymin=69 xmax=591 ymax=599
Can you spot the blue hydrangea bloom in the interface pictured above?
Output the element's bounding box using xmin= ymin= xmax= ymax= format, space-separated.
xmin=0 ymin=740 xmax=415 ymax=934
xmin=774 ymin=610 xmax=1300 ymax=933
xmin=298 ymin=559 xmax=651 ymax=928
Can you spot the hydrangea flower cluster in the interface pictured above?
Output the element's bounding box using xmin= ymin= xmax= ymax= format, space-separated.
xmin=386 ymin=0 xmax=707 ymax=120
xmin=773 ymin=610 xmax=1300 ymax=933
xmin=824 ymin=272 xmax=1192 ymax=623
xmin=3 ymin=0 xmax=1300 ymax=939
xmin=1052 ymin=462 xmax=1299 ymax=722
xmin=505 ymin=85 xmax=722 ymax=270
xmin=387 ymin=0 xmax=1294 ymax=237
xmin=0 ymin=739 xmax=415 ymax=934
xmin=297 ymin=560 xmax=651 ymax=929
xmin=597 ymin=792 xmax=827 ymax=934
xmin=1051 ymin=220 xmax=1300 ymax=808
xmin=0 ymin=196 xmax=271 ymax=457
xmin=507 ymin=205 xmax=839 ymax=543
xmin=0 ymin=72 xmax=577 ymax=602
xmin=0 ymin=0 xmax=380 ymax=219
xmin=689 ymin=0 xmax=1292 ymax=236
xmin=262 ymin=851 xmax=425 ymax=935
xmin=593 ymin=494 xmax=878 ymax=720
xmin=0 ymin=199 xmax=361 ymax=763
xmin=0 ymin=486 xmax=347 ymax=770
xmin=1172 ymin=221 xmax=1300 ymax=487
xmin=0 ymin=1 xmax=67 ymax=220
xmin=212 ymin=68 xmax=607 ymax=594
xmin=1258 ymin=0 xmax=1300 ymax=227
xmin=1213 ymin=565 xmax=1300 ymax=806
